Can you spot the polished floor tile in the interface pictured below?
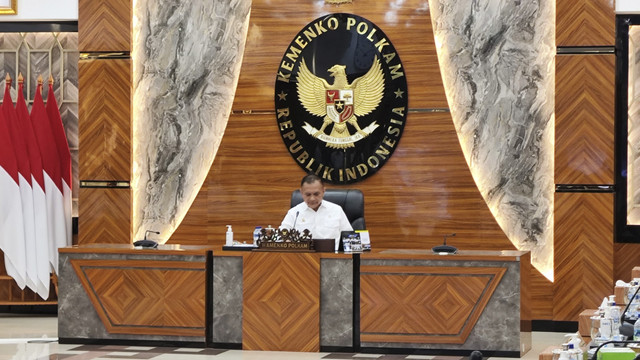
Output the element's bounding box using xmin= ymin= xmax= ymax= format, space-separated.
xmin=0 ymin=314 xmax=566 ymax=360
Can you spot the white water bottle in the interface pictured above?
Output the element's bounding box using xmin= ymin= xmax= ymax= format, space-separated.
xmin=226 ymin=225 xmax=233 ymax=246
xmin=608 ymin=296 xmax=621 ymax=337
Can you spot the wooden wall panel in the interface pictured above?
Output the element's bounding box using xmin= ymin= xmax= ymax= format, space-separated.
xmin=555 ymin=54 xmax=615 ymax=185
xmin=614 ymin=243 xmax=640 ymax=283
xmin=553 ymin=192 xmax=613 ymax=321
xmin=171 ymin=111 xmax=512 ymax=252
xmin=0 ymin=254 xmax=57 ymax=304
xmin=530 ymin=266 xmax=554 ymax=320
xmin=78 ymin=188 xmax=131 ymax=244
xmin=78 ymin=59 xmax=131 ymax=181
xmin=78 ymin=0 xmax=131 ymax=52
xmin=232 ymin=0 xmax=447 ymax=112
xmin=556 ymin=0 xmax=614 ymax=46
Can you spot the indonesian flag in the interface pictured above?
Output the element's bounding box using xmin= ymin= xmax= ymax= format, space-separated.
xmin=0 ymin=77 xmax=26 ymax=290
xmin=46 ymin=75 xmax=72 ymax=246
xmin=18 ymin=75 xmax=67 ymax=274
xmin=3 ymin=75 xmax=50 ymax=298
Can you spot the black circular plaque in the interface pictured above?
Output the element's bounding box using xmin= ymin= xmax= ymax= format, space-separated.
xmin=274 ymin=13 xmax=408 ymax=184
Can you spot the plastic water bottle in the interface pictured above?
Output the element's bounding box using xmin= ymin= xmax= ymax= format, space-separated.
xmin=253 ymin=226 xmax=262 ymax=245
xmin=634 ymin=317 xmax=640 ymax=340
xmin=632 ymin=294 xmax=640 ymax=320
xmin=608 ymin=296 xmax=621 ymax=337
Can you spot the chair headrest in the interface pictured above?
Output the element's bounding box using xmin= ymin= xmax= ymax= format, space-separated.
xmin=291 ymin=188 xmax=365 ymax=230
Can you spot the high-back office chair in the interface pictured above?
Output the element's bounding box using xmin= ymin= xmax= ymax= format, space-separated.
xmin=290 ymin=189 xmax=366 ymax=230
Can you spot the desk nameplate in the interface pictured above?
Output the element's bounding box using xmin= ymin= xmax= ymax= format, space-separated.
xmin=258 ymin=241 xmax=313 ymax=251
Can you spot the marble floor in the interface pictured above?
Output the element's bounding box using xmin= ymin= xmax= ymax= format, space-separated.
xmin=0 ymin=314 xmax=566 ymax=360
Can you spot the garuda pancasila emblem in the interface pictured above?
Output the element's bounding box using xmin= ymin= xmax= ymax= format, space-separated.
xmin=297 ymin=56 xmax=385 ymax=149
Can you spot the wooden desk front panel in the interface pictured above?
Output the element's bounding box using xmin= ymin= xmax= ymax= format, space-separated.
xmin=242 ymin=252 xmax=320 ymax=351
xmin=360 ymin=265 xmax=505 ymax=344
xmin=58 ymin=246 xmax=214 ymax=343
xmin=68 ymin=257 xmax=207 ymax=337
xmin=357 ymin=251 xmax=529 ymax=354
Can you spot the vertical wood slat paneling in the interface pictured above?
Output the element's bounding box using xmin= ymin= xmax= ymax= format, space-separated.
xmin=78 ymin=188 xmax=131 ymax=244
xmin=231 ymin=0 xmax=447 ymax=112
xmin=555 ymin=54 xmax=615 ymax=185
xmin=530 ymin=266 xmax=554 ymax=320
xmin=78 ymin=58 xmax=131 ymax=181
xmin=0 ymin=255 xmax=58 ymax=304
xmin=554 ymin=192 xmax=614 ymax=321
xmin=556 ymin=0 xmax=614 ymax=46
xmin=78 ymin=0 xmax=131 ymax=52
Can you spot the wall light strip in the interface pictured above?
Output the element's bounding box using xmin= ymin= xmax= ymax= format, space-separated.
xmin=80 ymin=180 xmax=131 ymax=189
xmin=555 ymin=184 xmax=615 ymax=193
xmin=556 ymin=46 xmax=615 ymax=55
xmin=79 ymin=52 xmax=131 ymax=60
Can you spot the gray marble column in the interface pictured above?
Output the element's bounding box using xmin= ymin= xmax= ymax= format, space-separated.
xmin=428 ymin=0 xmax=555 ymax=277
xmin=132 ymin=0 xmax=251 ymax=241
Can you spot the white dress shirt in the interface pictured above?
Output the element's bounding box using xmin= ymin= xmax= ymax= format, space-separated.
xmin=280 ymin=200 xmax=353 ymax=250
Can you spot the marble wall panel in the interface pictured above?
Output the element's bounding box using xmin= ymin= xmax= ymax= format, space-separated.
xmin=629 ymin=27 xmax=640 ymax=224
xmin=132 ymin=0 xmax=251 ymax=242
xmin=428 ymin=0 xmax=555 ymax=277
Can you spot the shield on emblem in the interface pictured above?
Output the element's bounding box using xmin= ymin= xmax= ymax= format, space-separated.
xmin=326 ymin=89 xmax=354 ymax=123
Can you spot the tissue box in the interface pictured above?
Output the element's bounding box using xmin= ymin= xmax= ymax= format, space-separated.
xmin=598 ymin=347 xmax=636 ymax=360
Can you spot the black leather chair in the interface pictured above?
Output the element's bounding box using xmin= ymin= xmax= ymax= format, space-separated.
xmin=290 ymin=189 xmax=366 ymax=230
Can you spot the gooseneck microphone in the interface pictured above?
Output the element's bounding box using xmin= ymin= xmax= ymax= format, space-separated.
xmin=432 ymin=233 xmax=458 ymax=254
xmin=133 ymin=230 xmax=160 ymax=248
xmin=144 ymin=230 xmax=160 ymax=241
xmin=292 ymin=211 xmax=300 ymax=229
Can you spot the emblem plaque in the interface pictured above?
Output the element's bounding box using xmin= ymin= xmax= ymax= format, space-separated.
xmin=275 ymin=13 xmax=408 ymax=184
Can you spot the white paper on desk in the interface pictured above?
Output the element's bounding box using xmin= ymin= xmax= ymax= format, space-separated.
xmin=356 ymin=230 xmax=370 ymax=250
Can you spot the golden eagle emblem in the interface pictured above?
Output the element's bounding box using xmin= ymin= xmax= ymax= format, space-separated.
xmin=297 ymin=56 xmax=385 ymax=148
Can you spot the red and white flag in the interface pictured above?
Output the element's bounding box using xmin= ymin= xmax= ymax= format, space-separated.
xmin=3 ymin=75 xmax=50 ymax=298
xmin=0 ymin=76 xmax=26 ymax=290
xmin=46 ymin=75 xmax=72 ymax=246
xmin=18 ymin=75 xmax=66 ymax=274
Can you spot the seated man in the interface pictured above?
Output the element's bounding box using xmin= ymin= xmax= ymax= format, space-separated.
xmin=280 ymin=174 xmax=353 ymax=251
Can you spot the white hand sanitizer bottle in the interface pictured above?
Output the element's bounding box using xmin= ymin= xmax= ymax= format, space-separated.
xmin=226 ymin=225 xmax=233 ymax=246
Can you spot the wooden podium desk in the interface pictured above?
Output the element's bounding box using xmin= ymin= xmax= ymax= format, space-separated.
xmin=58 ymin=244 xmax=212 ymax=345
xmin=212 ymin=248 xmax=531 ymax=357
xmin=211 ymin=249 xmax=354 ymax=352
xmin=58 ymin=245 xmax=530 ymax=356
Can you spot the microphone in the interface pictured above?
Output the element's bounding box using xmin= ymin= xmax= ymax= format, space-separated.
xmin=144 ymin=230 xmax=160 ymax=241
xmin=292 ymin=211 xmax=300 ymax=229
xmin=469 ymin=351 xmax=483 ymax=360
xmin=432 ymin=233 xmax=457 ymax=254
xmin=133 ymin=230 xmax=160 ymax=248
